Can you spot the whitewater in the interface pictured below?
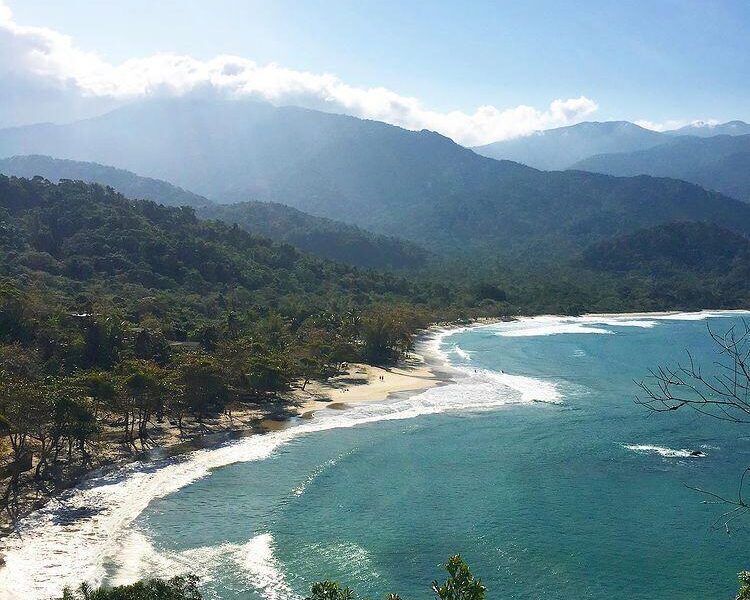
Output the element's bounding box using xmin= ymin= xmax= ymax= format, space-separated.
xmin=1 ymin=310 xmax=747 ymax=600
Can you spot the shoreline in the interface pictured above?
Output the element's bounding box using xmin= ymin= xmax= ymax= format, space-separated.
xmin=290 ymin=339 xmax=456 ymax=419
xmin=0 ymin=332 xmax=454 ymax=539
xmin=2 ymin=308 xmax=745 ymax=537
xmin=2 ymin=308 xmax=748 ymax=596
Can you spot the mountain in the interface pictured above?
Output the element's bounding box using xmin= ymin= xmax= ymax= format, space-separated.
xmin=3 ymin=99 xmax=750 ymax=261
xmin=471 ymin=120 xmax=750 ymax=171
xmin=583 ymin=221 xmax=750 ymax=273
xmin=0 ymin=175 xmax=449 ymax=315
xmin=0 ymin=155 xmax=211 ymax=208
xmin=0 ymin=154 xmax=427 ymax=270
xmin=572 ymin=134 xmax=750 ymax=202
xmin=579 ymin=221 xmax=750 ymax=311
xmin=667 ymin=120 xmax=750 ymax=137
xmin=472 ymin=121 xmax=665 ymax=170
xmin=199 ymin=201 xmax=430 ymax=270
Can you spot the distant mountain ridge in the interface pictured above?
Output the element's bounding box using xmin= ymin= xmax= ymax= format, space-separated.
xmin=3 ymin=99 xmax=750 ymax=262
xmin=668 ymin=120 xmax=750 ymax=137
xmin=473 ymin=121 xmax=665 ymax=170
xmin=0 ymin=155 xmax=211 ymax=207
xmin=572 ymin=134 xmax=750 ymax=202
xmin=472 ymin=119 xmax=750 ymax=170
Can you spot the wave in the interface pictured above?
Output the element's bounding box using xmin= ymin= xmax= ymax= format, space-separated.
xmin=107 ymin=530 xmax=298 ymax=600
xmin=292 ymin=450 xmax=354 ymax=497
xmin=0 ymin=335 xmax=560 ymax=600
xmin=451 ymin=345 xmax=472 ymax=361
xmin=496 ymin=323 xmax=614 ymax=337
xmin=622 ymin=444 xmax=705 ymax=458
xmin=478 ymin=310 xmax=750 ymax=339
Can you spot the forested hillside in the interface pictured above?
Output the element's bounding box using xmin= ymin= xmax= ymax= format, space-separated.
xmin=199 ymin=201 xmax=430 ymax=270
xmin=3 ymin=99 xmax=750 ymax=262
xmin=0 ymin=175 xmax=488 ymax=503
xmin=573 ymin=134 xmax=750 ymax=202
xmin=0 ymin=155 xmax=210 ymax=208
xmin=579 ymin=222 xmax=750 ymax=308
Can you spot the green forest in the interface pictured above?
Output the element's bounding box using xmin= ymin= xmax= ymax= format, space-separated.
xmin=0 ymin=175 xmax=473 ymax=513
xmin=4 ymin=173 xmax=750 ymax=517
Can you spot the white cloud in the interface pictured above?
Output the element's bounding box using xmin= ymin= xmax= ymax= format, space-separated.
xmin=0 ymin=1 xmax=598 ymax=144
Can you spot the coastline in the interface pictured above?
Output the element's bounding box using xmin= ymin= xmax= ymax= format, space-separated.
xmin=3 ymin=309 xmax=750 ymax=598
xmin=2 ymin=309 xmax=745 ymax=537
xmin=291 ymin=345 xmax=453 ymax=419
xmin=0 ymin=329 xmax=461 ymax=599
xmin=0 ymin=331 xmax=454 ymax=539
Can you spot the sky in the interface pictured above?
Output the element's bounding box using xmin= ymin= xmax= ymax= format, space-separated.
xmin=1 ymin=0 xmax=749 ymax=144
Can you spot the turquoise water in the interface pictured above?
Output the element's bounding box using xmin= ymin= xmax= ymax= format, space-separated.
xmin=3 ymin=314 xmax=750 ymax=599
xmin=128 ymin=314 xmax=750 ymax=599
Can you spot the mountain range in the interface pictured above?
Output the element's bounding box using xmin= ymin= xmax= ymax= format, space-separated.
xmin=2 ymin=99 xmax=750 ymax=264
xmin=668 ymin=120 xmax=750 ymax=137
xmin=571 ymin=134 xmax=750 ymax=202
xmin=473 ymin=121 xmax=666 ymax=171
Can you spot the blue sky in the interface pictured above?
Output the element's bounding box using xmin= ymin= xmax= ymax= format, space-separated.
xmin=2 ymin=0 xmax=749 ymax=140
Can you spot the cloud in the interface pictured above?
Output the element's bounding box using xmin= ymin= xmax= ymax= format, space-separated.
xmin=0 ymin=1 xmax=598 ymax=144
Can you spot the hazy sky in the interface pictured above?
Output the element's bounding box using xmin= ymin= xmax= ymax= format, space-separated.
xmin=2 ymin=0 xmax=748 ymax=143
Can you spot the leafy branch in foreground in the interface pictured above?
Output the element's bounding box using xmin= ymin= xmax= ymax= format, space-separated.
xmin=58 ymin=555 xmax=484 ymax=600
xmin=306 ymin=555 xmax=484 ymax=600
xmin=60 ymin=575 xmax=201 ymax=600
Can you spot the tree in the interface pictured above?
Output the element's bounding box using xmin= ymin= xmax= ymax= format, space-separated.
xmin=60 ymin=575 xmax=201 ymax=600
xmin=358 ymin=304 xmax=426 ymax=365
xmin=171 ymin=352 xmax=229 ymax=430
xmin=636 ymin=321 xmax=750 ymax=530
xmin=0 ymin=280 xmax=29 ymax=343
xmin=118 ymin=360 xmax=167 ymax=448
xmin=637 ymin=321 xmax=750 ymax=424
xmin=738 ymin=571 xmax=750 ymax=600
xmin=431 ymin=555 xmax=486 ymax=600
xmin=306 ymin=581 xmax=354 ymax=600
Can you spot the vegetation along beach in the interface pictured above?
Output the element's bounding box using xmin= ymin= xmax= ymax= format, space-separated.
xmin=3 ymin=2 xmax=750 ymax=598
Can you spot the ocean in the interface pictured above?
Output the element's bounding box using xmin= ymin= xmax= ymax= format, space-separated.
xmin=3 ymin=312 xmax=750 ymax=599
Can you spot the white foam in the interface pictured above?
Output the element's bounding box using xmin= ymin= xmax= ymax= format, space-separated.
xmin=452 ymin=345 xmax=472 ymax=361
xmin=107 ymin=530 xmax=299 ymax=600
xmin=578 ymin=316 xmax=657 ymax=328
xmin=471 ymin=368 xmax=561 ymax=404
xmin=496 ymin=323 xmax=614 ymax=337
xmin=623 ymin=444 xmax=704 ymax=458
xmin=8 ymin=310 xmax=742 ymax=598
xmin=240 ymin=534 xmax=300 ymax=600
xmin=0 ymin=347 xmax=559 ymax=600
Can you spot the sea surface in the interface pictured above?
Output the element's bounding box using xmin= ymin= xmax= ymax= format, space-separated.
xmin=3 ymin=312 xmax=750 ymax=600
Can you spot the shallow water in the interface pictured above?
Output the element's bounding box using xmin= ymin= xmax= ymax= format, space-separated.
xmin=3 ymin=312 xmax=750 ymax=599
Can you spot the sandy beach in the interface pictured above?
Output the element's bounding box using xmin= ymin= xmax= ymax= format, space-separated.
xmin=291 ymin=352 xmax=444 ymax=418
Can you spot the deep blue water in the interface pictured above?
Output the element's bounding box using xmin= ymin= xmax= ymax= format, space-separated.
xmin=133 ymin=314 xmax=750 ymax=599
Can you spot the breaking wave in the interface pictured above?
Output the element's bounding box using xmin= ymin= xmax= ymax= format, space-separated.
xmin=0 ymin=331 xmax=560 ymax=600
xmin=623 ymin=444 xmax=705 ymax=458
xmin=5 ymin=311 xmax=744 ymax=599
